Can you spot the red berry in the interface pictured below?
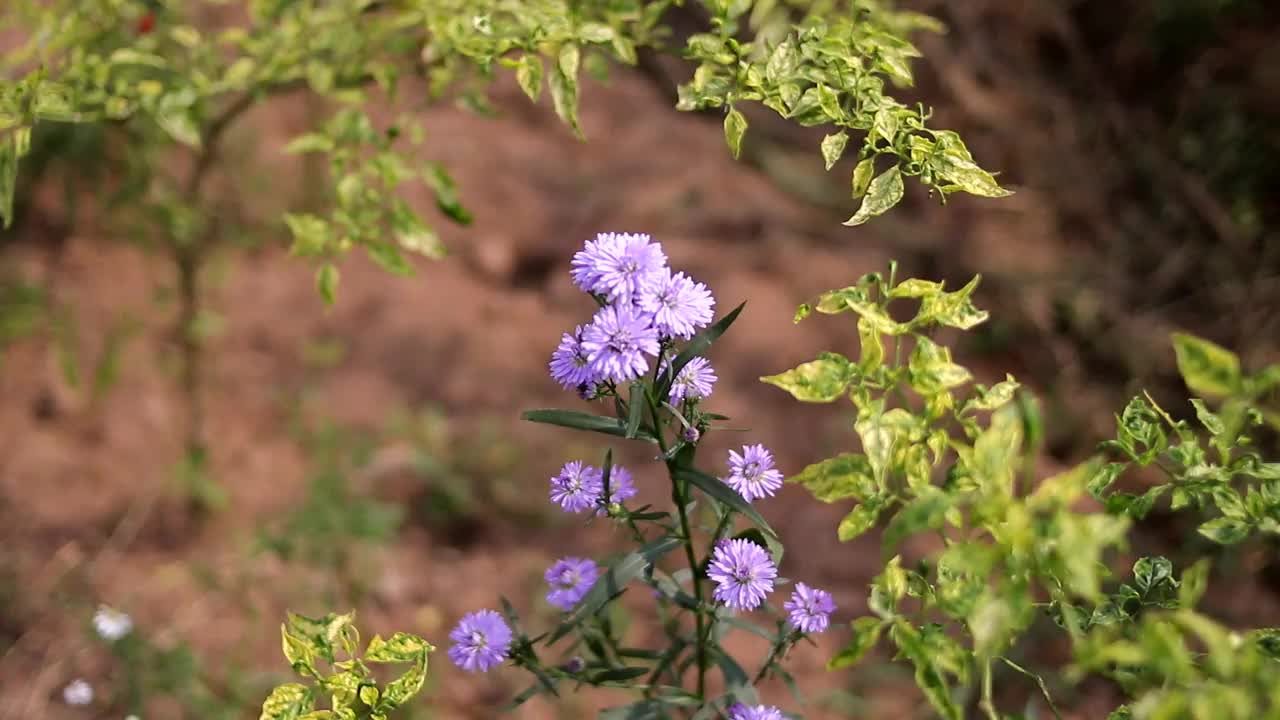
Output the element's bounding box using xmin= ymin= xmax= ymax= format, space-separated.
xmin=137 ymin=12 xmax=156 ymax=34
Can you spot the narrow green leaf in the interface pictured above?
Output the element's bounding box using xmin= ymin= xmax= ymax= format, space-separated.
xmin=523 ymin=409 xmax=655 ymax=443
xmin=625 ymin=382 xmax=645 ymax=439
xmin=851 ymin=157 xmax=875 ymax=198
xmin=673 ymin=466 xmax=777 ymax=539
xmin=724 ymin=107 xmax=747 ymax=160
xmin=844 ymin=165 xmax=903 ymax=226
xmin=516 ymin=54 xmax=543 ymax=102
xmin=1197 ymin=516 xmax=1250 ymax=545
xmin=660 ymin=301 xmax=745 ymax=400
xmin=550 ymin=44 xmax=583 ymax=137
xmin=549 ymin=537 xmax=682 ymax=643
xmin=316 ymin=264 xmax=339 ymax=305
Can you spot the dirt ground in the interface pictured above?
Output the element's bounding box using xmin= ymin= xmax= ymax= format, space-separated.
xmin=1 ymin=7 xmax=1277 ymax=718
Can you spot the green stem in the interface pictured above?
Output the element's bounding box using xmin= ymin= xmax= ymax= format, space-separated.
xmin=672 ymin=470 xmax=707 ymax=702
xmin=752 ymin=635 xmax=789 ymax=685
xmin=980 ymin=659 xmax=999 ymax=720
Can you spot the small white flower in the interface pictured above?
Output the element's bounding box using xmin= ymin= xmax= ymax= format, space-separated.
xmin=93 ymin=605 xmax=133 ymax=641
xmin=63 ymin=679 xmax=93 ymax=706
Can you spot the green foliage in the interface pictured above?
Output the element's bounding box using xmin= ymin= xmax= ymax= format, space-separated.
xmin=261 ymin=611 xmax=433 ymax=720
xmin=679 ymin=1 xmax=1010 ymax=224
xmin=770 ymin=269 xmax=1280 ymax=719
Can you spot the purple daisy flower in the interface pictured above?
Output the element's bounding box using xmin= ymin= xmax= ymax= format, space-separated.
xmin=668 ymin=356 xmax=717 ymax=403
xmin=550 ymin=461 xmax=603 ymax=513
xmin=544 ymin=557 xmax=599 ymax=610
xmin=729 ymin=705 xmax=785 ymax=720
xmin=639 ymin=268 xmax=715 ymax=339
xmin=570 ymin=233 xmax=621 ymax=293
xmin=581 ymin=305 xmax=661 ymax=382
xmin=784 ymin=582 xmax=836 ymax=634
xmin=724 ymin=444 xmax=784 ymax=502
xmin=593 ymin=232 xmax=667 ymax=302
xmin=448 ymin=609 xmax=512 ymax=673
xmin=595 ymin=466 xmax=638 ymax=514
xmin=549 ymin=325 xmax=598 ymax=390
xmin=708 ymin=538 xmax=777 ymax=611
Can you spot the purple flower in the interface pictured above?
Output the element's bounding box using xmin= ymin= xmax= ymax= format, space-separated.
xmin=448 ymin=610 xmax=512 ymax=673
xmin=549 ymin=325 xmax=598 ymax=389
xmin=573 ymin=232 xmax=667 ymax=302
xmin=570 ymin=233 xmax=620 ymax=293
xmin=724 ymin=444 xmax=784 ymax=502
xmin=639 ymin=268 xmax=715 ymax=339
xmin=784 ymin=582 xmax=835 ymax=633
xmin=668 ymin=356 xmax=717 ymax=403
xmin=545 ymin=557 xmax=599 ymax=610
xmin=550 ymin=461 xmax=603 ymax=513
xmin=581 ymin=305 xmax=661 ymax=382
xmin=729 ymin=704 xmax=785 ymax=720
xmin=595 ymin=466 xmax=637 ymax=514
xmin=708 ymin=538 xmax=777 ymax=611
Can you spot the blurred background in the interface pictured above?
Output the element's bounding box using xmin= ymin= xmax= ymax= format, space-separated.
xmin=1 ymin=0 xmax=1278 ymax=718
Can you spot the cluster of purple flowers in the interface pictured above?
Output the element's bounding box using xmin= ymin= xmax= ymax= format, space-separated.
xmin=550 ymin=232 xmax=717 ymax=400
xmin=707 ymin=538 xmax=836 ymax=633
xmin=549 ymin=460 xmax=637 ymax=514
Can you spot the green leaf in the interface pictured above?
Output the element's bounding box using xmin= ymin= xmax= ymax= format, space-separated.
xmin=844 ymin=165 xmax=903 ymax=226
xmin=838 ymin=501 xmax=883 ymax=541
xmin=931 ymin=148 xmax=1012 ymax=198
xmin=366 ymin=244 xmax=413 ymax=276
xmin=259 ymin=684 xmax=314 ymax=720
xmin=1178 ymin=559 xmax=1211 ymax=608
xmin=789 ymin=453 xmax=875 ymax=503
xmin=760 ymin=352 xmax=855 ymax=402
xmin=883 ymin=492 xmax=951 ymax=550
xmin=827 ymin=617 xmax=884 ymax=669
xmin=283 ymin=133 xmax=334 ymax=155
xmin=661 ymin=301 xmax=745 ymax=399
xmin=0 ymin=135 xmax=20 ymax=228
xmin=625 ymin=382 xmax=645 ymax=439
xmin=673 ymin=466 xmax=778 ymax=540
xmin=724 ymin=107 xmax=747 ymax=160
xmin=1172 ymin=332 xmax=1242 ymax=398
xmin=284 ymin=213 xmax=331 ymax=257
xmin=549 ymin=537 xmax=682 ymax=642
xmin=851 ymin=157 xmax=875 ymax=198
xmin=516 ymin=54 xmax=543 ymax=102
xmin=908 ymin=336 xmax=972 ymax=396
xmin=522 ymin=409 xmax=655 ymax=443
xmin=857 ymin=317 xmax=884 ymax=373
xmin=366 ymin=633 xmax=432 ymax=708
xmin=550 ymin=44 xmax=583 ymax=136
xmin=316 ymin=264 xmax=339 ymax=305
xmin=916 ymin=276 xmax=988 ymax=330
xmin=821 ymin=131 xmax=848 ymax=170
xmin=1197 ymin=516 xmax=1250 ymax=545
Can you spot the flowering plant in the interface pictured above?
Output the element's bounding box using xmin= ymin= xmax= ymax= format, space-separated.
xmin=442 ymin=231 xmax=835 ymax=717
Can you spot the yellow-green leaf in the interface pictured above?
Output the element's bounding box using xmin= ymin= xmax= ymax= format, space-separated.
xmin=844 ymin=165 xmax=903 ymax=226
xmin=1172 ymin=332 xmax=1242 ymax=398
xmin=761 ymin=353 xmax=854 ymax=402
xmin=724 ymin=107 xmax=747 ymax=160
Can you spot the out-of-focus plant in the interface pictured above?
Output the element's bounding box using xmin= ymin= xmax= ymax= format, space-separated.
xmin=1 ymin=0 xmax=1005 ymax=510
xmin=769 ymin=267 xmax=1280 ymax=719
xmin=259 ymin=611 xmax=433 ymax=720
xmin=256 ymin=418 xmax=403 ymax=607
xmin=88 ymin=604 xmax=261 ymax=719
